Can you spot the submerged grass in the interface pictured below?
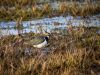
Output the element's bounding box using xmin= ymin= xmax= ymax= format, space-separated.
xmin=0 ymin=27 xmax=100 ymax=75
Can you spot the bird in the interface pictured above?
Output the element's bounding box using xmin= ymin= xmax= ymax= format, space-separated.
xmin=32 ymin=35 xmax=49 ymax=48
xmin=24 ymin=33 xmax=50 ymax=48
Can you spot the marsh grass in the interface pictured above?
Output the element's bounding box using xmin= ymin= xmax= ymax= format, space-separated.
xmin=0 ymin=1 xmax=100 ymax=21
xmin=0 ymin=27 xmax=100 ymax=75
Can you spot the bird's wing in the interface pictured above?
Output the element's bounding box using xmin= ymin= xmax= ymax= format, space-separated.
xmin=29 ymin=36 xmax=45 ymax=45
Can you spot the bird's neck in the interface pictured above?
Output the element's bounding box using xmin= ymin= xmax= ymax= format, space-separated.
xmin=45 ymin=37 xmax=49 ymax=42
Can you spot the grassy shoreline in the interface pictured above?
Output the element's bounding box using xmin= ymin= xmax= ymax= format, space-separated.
xmin=0 ymin=1 xmax=100 ymax=21
xmin=0 ymin=27 xmax=100 ymax=75
xmin=0 ymin=0 xmax=100 ymax=75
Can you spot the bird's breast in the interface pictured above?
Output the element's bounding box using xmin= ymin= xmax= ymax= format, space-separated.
xmin=33 ymin=39 xmax=48 ymax=48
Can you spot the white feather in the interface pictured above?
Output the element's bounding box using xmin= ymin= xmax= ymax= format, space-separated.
xmin=33 ymin=39 xmax=47 ymax=48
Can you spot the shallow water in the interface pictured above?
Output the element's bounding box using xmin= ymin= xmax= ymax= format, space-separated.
xmin=0 ymin=15 xmax=100 ymax=36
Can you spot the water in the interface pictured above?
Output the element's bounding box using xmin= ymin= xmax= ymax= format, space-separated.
xmin=0 ymin=15 xmax=100 ymax=55
xmin=0 ymin=15 xmax=100 ymax=36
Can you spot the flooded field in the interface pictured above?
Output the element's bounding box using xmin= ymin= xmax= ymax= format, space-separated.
xmin=0 ymin=15 xmax=100 ymax=36
xmin=0 ymin=1 xmax=100 ymax=75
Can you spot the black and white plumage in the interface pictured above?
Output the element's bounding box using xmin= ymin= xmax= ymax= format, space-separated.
xmin=27 ymin=35 xmax=49 ymax=48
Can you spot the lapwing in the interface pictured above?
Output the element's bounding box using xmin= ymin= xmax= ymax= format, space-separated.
xmin=24 ymin=33 xmax=50 ymax=48
xmin=32 ymin=35 xmax=49 ymax=48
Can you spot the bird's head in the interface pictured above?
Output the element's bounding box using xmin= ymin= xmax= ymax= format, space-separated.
xmin=43 ymin=29 xmax=51 ymax=38
xmin=44 ymin=32 xmax=51 ymax=42
xmin=45 ymin=32 xmax=52 ymax=38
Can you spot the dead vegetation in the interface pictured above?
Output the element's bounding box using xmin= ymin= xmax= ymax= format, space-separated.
xmin=0 ymin=27 xmax=100 ymax=75
xmin=0 ymin=1 xmax=100 ymax=21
